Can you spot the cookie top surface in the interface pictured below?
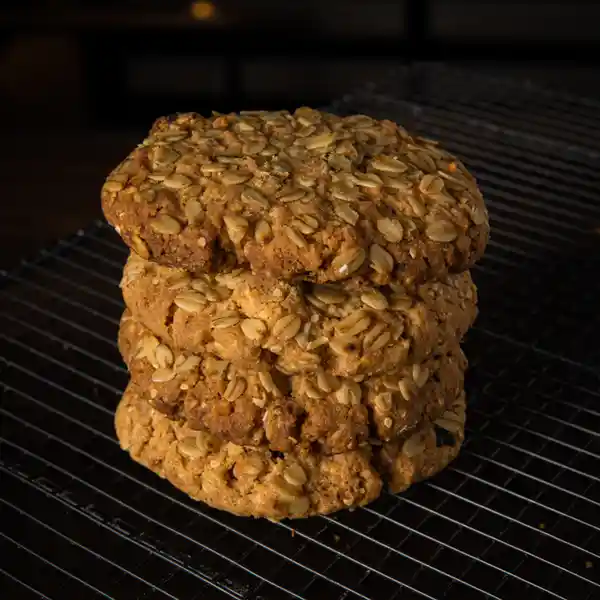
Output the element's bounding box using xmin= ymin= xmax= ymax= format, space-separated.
xmin=119 ymin=313 xmax=466 ymax=453
xmin=102 ymin=109 xmax=489 ymax=284
xmin=121 ymin=253 xmax=477 ymax=377
xmin=115 ymin=383 xmax=383 ymax=519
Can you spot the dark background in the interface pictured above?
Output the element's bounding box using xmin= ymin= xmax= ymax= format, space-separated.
xmin=2 ymin=0 xmax=600 ymax=268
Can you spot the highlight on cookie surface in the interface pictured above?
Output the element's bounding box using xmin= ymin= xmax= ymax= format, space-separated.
xmin=102 ymin=108 xmax=489 ymax=284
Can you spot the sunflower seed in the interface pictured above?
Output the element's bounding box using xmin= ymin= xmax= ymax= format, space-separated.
xmin=331 ymin=248 xmax=366 ymax=277
xmin=241 ymin=187 xmax=269 ymax=209
xmin=377 ymin=218 xmax=404 ymax=243
xmin=369 ymin=244 xmax=394 ymax=274
xmin=373 ymin=392 xmax=392 ymax=413
xmin=221 ymin=170 xmax=251 ymax=185
xmin=412 ymin=364 xmax=429 ymax=388
xmin=272 ymin=315 xmax=302 ymax=341
xmin=333 ymin=201 xmax=359 ymax=225
xmin=152 ymin=367 xmax=176 ymax=383
xmin=223 ymin=215 xmax=249 ymax=244
xmin=426 ymin=220 xmax=457 ymax=242
xmin=371 ymin=155 xmax=408 ymax=173
xmin=361 ymin=290 xmax=389 ymax=310
xmin=163 ymin=174 xmax=192 ymax=189
xmin=224 ymin=377 xmax=247 ymax=402
xmin=155 ymin=344 xmax=174 ymax=369
xmin=212 ymin=315 xmax=241 ymax=329
xmin=150 ymin=214 xmax=181 ymax=235
xmin=254 ymin=220 xmax=272 ymax=243
xmin=240 ymin=318 xmax=267 ymax=341
xmin=174 ymin=291 xmax=206 ymax=313
xmin=312 ymin=284 xmax=346 ymax=305
xmin=284 ymin=225 xmax=307 ymax=248
xmin=402 ymin=432 xmax=425 ymax=457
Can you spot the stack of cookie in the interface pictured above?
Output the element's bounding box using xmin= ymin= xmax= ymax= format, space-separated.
xmin=102 ymin=109 xmax=488 ymax=519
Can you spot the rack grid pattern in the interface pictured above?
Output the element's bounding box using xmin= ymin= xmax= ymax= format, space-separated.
xmin=2 ymin=65 xmax=600 ymax=599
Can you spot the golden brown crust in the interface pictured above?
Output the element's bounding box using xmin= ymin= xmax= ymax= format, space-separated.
xmin=102 ymin=109 xmax=488 ymax=284
xmin=115 ymin=384 xmax=465 ymax=517
xmin=121 ymin=253 xmax=477 ymax=377
xmin=119 ymin=313 xmax=466 ymax=452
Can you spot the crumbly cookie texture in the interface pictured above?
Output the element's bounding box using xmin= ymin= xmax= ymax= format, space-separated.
xmin=121 ymin=253 xmax=477 ymax=377
xmin=378 ymin=391 xmax=466 ymax=493
xmin=115 ymin=384 xmax=465 ymax=518
xmin=115 ymin=383 xmax=383 ymax=519
xmin=102 ymin=109 xmax=489 ymax=284
xmin=119 ymin=313 xmax=466 ymax=452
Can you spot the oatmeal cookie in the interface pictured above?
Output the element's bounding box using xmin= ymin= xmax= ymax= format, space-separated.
xmin=102 ymin=109 xmax=488 ymax=284
xmin=119 ymin=313 xmax=466 ymax=452
xmin=115 ymin=383 xmax=383 ymax=519
xmin=121 ymin=252 xmax=477 ymax=377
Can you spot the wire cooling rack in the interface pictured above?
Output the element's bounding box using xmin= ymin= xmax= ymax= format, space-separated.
xmin=2 ymin=65 xmax=600 ymax=600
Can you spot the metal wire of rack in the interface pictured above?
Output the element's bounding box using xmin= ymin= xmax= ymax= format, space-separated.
xmin=1 ymin=65 xmax=600 ymax=600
